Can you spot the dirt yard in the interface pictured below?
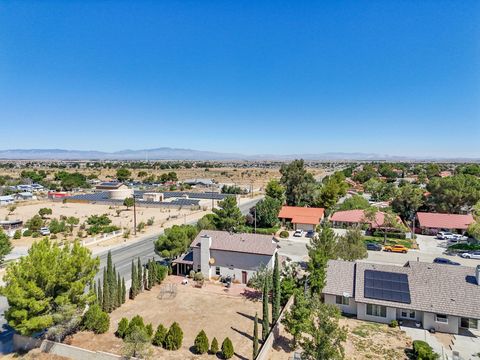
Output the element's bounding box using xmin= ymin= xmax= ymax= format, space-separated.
xmin=69 ymin=276 xmax=264 ymax=359
xmin=269 ymin=316 xmax=412 ymax=360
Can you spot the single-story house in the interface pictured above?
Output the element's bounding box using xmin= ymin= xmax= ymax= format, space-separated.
xmin=95 ymin=182 xmax=128 ymax=191
xmin=183 ymin=178 xmax=214 ymax=187
xmin=14 ymin=192 xmax=35 ymax=201
xmin=416 ymin=212 xmax=475 ymax=235
xmin=48 ymin=191 xmax=70 ymax=199
xmin=329 ymin=209 xmax=399 ymax=229
xmin=278 ymin=206 xmax=325 ymax=231
xmin=0 ymin=220 xmax=23 ymax=237
xmin=324 ymin=260 xmax=480 ymax=334
xmin=0 ymin=195 xmax=15 ymax=206
xmin=178 ymin=230 xmax=278 ymax=284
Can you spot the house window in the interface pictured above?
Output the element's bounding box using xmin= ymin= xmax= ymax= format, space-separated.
xmin=435 ymin=314 xmax=448 ymax=324
xmin=335 ymin=295 xmax=349 ymax=305
xmin=461 ymin=318 xmax=478 ymax=329
xmin=366 ymin=304 xmax=387 ymax=318
xmin=215 ymin=267 xmax=220 ymax=275
xmin=401 ymin=310 xmax=416 ymax=319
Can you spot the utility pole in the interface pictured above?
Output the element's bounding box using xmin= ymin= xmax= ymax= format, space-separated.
xmin=133 ymin=193 xmax=137 ymax=236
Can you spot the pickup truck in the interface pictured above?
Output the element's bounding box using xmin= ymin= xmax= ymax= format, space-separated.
xmin=383 ymin=244 xmax=408 ymax=253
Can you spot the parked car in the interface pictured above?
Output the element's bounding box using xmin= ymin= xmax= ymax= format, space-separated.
xmin=461 ymin=251 xmax=480 ymax=259
xmin=433 ymin=257 xmax=460 ymax=266
xmin=366 ymin=242 xmax=382 ymax=251
xmin=305 ymin=230 xmax=316 ymax=238
xmin=383 ymin=244 xmax=408 ymax=253
xmin=40 ymin=227 xmax=50 ymax=236
xmin=293 ymin=229 xmax=304 ymax=237
xmin=436 ymin=231 xmax=455 ymax=240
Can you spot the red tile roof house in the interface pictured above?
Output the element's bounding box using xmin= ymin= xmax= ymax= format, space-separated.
xmin=416 ymin=212 xmax=475 ymax=235
xmin=329 ymin=209 xmax=400 ymax=230
xmin=278 ymin=206 xmax=325 ymax=231
xmin=173 ymin=230 xmax=278 ymax=284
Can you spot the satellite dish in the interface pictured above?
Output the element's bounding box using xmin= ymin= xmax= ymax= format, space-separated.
xmin=209 ymin=258 xmax=215 ymax=265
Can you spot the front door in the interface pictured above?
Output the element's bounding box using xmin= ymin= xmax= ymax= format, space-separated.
xmin=242 ymin=271 xmax=247 ymax=284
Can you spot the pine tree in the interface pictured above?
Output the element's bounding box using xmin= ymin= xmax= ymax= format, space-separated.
xmin=130 ymin=260 xmax=137 ymax=299
xmin=102 ymin=268 xmax=110 ymax=312
xmin=97 ymin=278 xmax=103 ymax=307
xmin=137 ymin=258 xmax=143 ymax=292
xmin=253 ymin=312 xmax=259 ymax=359
xmin=272 ymin=252 xmax=281 ymax=323
xmin=262 ymin=277 xmax=270 ymax=341
xmin=121 ymin=277 xmax=126 ymax=304
xmin=117 ymin=272 xmax=122 ymax=308
xmin=143 ymin=264 xmax=147 ymax=290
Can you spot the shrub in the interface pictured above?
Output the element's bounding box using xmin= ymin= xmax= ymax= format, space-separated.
xmin=116 ymin=318 xmax=129 ymax=338
xmin=194 ymin=272 xmax=204 ymax=281
xmin=164 ymin=322 xmax=183 ymax=350
xmin=448 ymin=243 xmax=480 ymax=251
xmin=372 ymin=231 xmax=406 ymax=239
xmin=23 ymin=229 xmax=32 ymax=237
xmin=221 ymin=337 xmax=234 ymax=359
xmin=152 ymin=324 xmax=167 ymax=347
xmin=146 ymin=323 xmax=154 ymax=338
xmin=13 ymin=230 xmax=21 ymax=239
xmin=210 ymin=337 xmax=219 ymax=355
xmin=279 ymin=230 xmax=289 ymax=238
xmin=50 ymin=234 xmax=57 ymax=240
xmin=389 ymin=320 xmax=398 ymax=328
xmin=31 ymin=231 xmax=39 ymax=238
xmin=413 ymin=340 xmax=439 ymax=360
xmin=82 ymin=304 xmax=110 ymax=334
xmin=189 ymin=270 xmax=196 ymax=278
xmin=125 ymin=315 xmax=145 ymax=338
xmin=194 ymin=329 xmax=209 ymax=354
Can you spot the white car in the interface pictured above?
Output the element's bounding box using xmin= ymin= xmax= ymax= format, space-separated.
xmin=436 ymin=231 xmax=455 ymax=240
xmin=461 ymin=251 xmax=480 ymax=259
xmin=293 ymin=229 xmax=304 ymax=237
xmin=40 ymin=227 xmax=50 ymax=236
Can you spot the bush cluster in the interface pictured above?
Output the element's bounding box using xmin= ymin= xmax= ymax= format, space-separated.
xmin=82 ymin=304 xmax=110 ymax=334
xmin=413 ymin=340 xmax=439 ymax=360
xmin=279 ymin=230 xmax=289 ymax=238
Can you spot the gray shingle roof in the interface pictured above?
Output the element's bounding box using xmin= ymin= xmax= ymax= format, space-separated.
xmin=191 ymin=230 xmax=278 ymax=256
xmin=324 ymin=260 xmax=480 ymax=319
xmin=324 ymin=260 xmax=356 ymax=297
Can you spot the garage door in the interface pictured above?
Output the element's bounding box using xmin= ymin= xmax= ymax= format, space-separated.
xmin=296 ymin=223 xmax=314 ymax=231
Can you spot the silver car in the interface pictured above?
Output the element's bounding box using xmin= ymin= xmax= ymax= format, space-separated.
xmin=461 ymin=251 xmax=480 ymax=259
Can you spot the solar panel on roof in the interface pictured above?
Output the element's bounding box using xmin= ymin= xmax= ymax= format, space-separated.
xmin=364 ymin=270 xmax=411 ymax=304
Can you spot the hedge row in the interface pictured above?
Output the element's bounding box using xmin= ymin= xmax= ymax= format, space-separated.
xmin=372 ymin=231 xmax=406 ymax=239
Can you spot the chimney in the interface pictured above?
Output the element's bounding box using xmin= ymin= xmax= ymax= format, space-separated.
xmin=200 ymin=235 xmax=212 ymax=279
xmin=476 ymin=265 xmax=480 ymax=286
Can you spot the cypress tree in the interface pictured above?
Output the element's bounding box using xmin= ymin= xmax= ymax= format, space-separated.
xmin=272 ymin=252 xmax=281 ymax=323
xmin=112 ymin=264 xmax=118 ymax=309
xmin=130 ymin=260 xmax=137 ymax=299
xmin=148 ymin=260 xmax=155 ymax=290
xmin=143 ymin=264 xmax=147 ymax=290
xmin=262 ymin=277 xmax=269 ymax=341
xmin=121 ymin=277 xmax=126 ymax=304
xmin=253 ymin=312 xmax=259 ymax=359
xmin=97 ymin=278 xmax=103 ymax=307
xmin=137 ymin=258 xmax=143 ymax=292
xmin=117 ymin=272 xmax=122 ymax=307
xmin=102 ymin=268 xmax=110 ymax=312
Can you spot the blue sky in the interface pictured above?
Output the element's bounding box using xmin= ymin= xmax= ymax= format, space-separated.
xmin=1 ymin=1 xmax=479 ymax=157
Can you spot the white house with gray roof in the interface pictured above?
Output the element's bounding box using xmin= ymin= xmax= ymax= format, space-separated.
xmin=187 ymin=230 xmax=278 ymax=284
xmin=323 ymin=260 xmax=480 ymax=334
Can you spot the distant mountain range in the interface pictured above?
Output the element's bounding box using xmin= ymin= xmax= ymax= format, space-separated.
xmin=0 ymin=148 xmax=478 ymax=161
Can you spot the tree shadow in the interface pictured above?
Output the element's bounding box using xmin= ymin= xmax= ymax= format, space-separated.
xmin=241 ymin=289 xmax=262 ymax=301
xmin=231 ymin=326 xmax=254 ymax=341
xmin=234 ymin=352 xmax=249 ymax=360
xmin=236 ymin=311 xmax=255 ymax=322
xmin=272 ymin=334 xmax=293 ymax=353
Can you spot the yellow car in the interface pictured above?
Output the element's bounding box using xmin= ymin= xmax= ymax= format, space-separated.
xmin=383 ymin=244 xmax=408 ymax=253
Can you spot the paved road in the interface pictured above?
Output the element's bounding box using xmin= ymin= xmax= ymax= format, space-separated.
xmin=95 ymin=197 xmax=262 ymax=283
xmin=0 ymin=197 xmax=261 ymax=350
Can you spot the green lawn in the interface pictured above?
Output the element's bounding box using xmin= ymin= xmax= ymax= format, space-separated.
xmin=364 ymin=236 xmax=413 ymax=249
